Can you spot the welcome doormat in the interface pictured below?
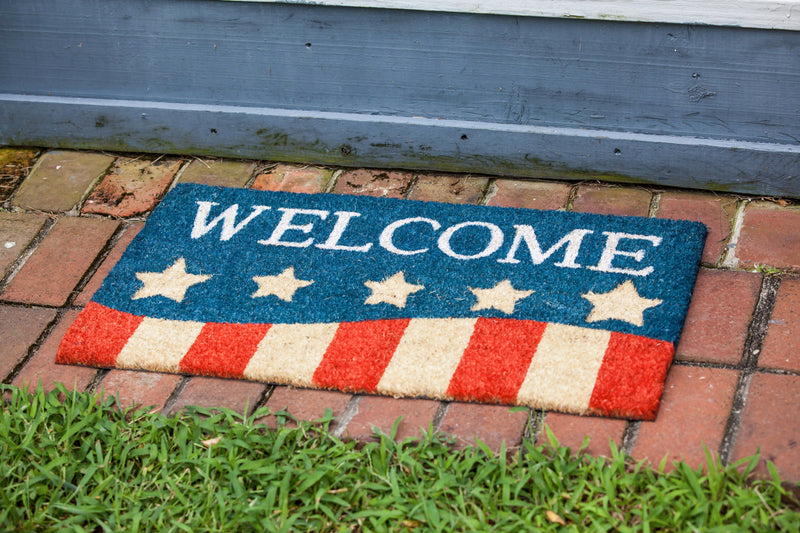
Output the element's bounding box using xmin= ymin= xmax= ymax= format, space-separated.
xmin=57 ymin=183 xmax=706 ymax=419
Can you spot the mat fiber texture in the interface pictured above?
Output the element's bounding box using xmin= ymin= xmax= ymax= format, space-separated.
xmin=57 ymin=184 xmax=706 ymax=419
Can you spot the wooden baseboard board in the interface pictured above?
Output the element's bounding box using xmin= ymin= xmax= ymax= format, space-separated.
xmin=1 ymin=0 xmax=798 ymax=196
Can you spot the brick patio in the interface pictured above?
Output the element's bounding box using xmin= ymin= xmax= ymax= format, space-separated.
xmin=2 ymin=147 xmax=798 ymax=481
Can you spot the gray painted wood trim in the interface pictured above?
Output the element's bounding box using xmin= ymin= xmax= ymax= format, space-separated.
xmin=3 ymin=94 xmax=798 ymax=197
xmin=1 ymin=0 xmax=799 ymax=197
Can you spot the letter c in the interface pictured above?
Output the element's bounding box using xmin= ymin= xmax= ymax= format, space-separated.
xmin=379 ymin=217 xmax=441 ymax=255
xmin=438 ymin=221 xmax=504 ymax=260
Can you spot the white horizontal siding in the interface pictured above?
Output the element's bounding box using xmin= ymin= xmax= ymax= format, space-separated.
xmin=224 ymin=0 xmax=800 ymax=31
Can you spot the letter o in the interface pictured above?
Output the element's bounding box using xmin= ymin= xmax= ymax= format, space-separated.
xmin=437 ymin=221 xmax=504 ymax=260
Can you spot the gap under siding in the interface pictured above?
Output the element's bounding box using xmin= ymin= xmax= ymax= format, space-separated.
xmin=226 ymin=0 xmax=800 ymax=31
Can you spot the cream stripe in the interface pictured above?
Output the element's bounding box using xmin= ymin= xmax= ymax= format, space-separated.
xmin=516 ymin=324 xmax=611 ymax=414
xmin=115 ymin=317 xmax=205 ymax=373
xmin=243 ymin=323 xmax=339 ymax=386
xmin=376 ymin=318 xmax=477 ymax=398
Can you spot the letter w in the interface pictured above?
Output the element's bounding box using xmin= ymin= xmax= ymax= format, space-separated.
xmin=498 ymin=226 xmax=593 ymax=268
xmin=191 ymin=201 xmax=271 ymax=241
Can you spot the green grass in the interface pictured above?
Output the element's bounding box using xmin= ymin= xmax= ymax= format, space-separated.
xmin=1 ymin=385 xmax=798 ymax=532
xmin=753 ymin=264 xmax=786 ymax=275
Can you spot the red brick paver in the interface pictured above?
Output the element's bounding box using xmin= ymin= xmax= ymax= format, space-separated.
xmin=332 ymin=169 xmax=414 ymax=198
xmin=731 ymin=373 xmax=800 ymax=479
xmin=345 ymin=396 xmax=440 ymax=442
xmin=11 ymin=151 xmax=114 ymax=212
xmin=264 ymin=386 xmax=352 ymax=428
xmin=82 ymin=158 xmax=183 ymax=217
xmin=633 ymin=366 xmax=739 ymax=470
xmin=97 ymin=370 xmax=183 ymax=411
xmin=75 ymin=223 xmax=144 ymax=306
xmin=758 ymin=277 xmax=800 ymax=372
xmin=1 ymin=216 xmax=118 ymax=306
xmin=3 ymin=148 xmax=800 ymax=482
xmin=657 ymin=191 xmax=737 ymax=265
xmin=538 ymin=412 xmax=627 ymax=458
xmin=439 ymin=402 xmax=529 ymax=452
xmin=675 ymin=269 xmax=762 ymax=365
xmin=169 ymin=376 xmax=267 ymax=416
xmin=485 ymin=179 xmax=571 ymax=211
xmin=406 ymin=174 xmax=487 ymax=204
xmin=251 ymin=164 xmax=333 ymax=193
xmin=13 ymin=310 xmax=97 ymax=393
xmin=571 ymin=184 xmax=652 ymax=217
xmin=0 ymin=305 xmax=57 ymax=381
xmin=178 ymin=159 xmax=256 ymax=188
xmin=737 ymin=203 xmax=800 ymax=270
xmin=0 ymin=212 xmax=47 ymax=279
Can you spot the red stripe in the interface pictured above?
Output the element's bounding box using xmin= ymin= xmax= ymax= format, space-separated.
xmin=179 ymin=322 xmax=271 ymax=379
xmin=313 ymin=319 xmax=410 ymax=393
xmin=588 ymin=332 xmax=674 ymax=420
xmin=447 ymin=318 xmax=547 ymax=404
xmin=56 ymin=302 xmax=143 ymax=367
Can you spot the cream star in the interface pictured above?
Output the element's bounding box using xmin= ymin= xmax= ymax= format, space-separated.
xmin=468 ymin=279 xmax=534 ymax=314
xmin=252 ymin=267 xmax=313 ymax=302
xmin=131 ymin=257 xmax=212 ymax=303
xmin=582 ymin=280 xmax=663 ymax=327
xmin=364 ymin=271 xmax=424 ymax=308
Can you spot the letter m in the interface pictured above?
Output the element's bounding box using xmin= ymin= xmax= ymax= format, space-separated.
xmin=191 ymin=201 xmax=271 ymax=241
xmin=498 ymin=226 xmax=593 ymax=268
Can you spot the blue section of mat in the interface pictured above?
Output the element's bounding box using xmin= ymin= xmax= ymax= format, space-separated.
xmin=93 ymin=184 xmax=706 ymax=342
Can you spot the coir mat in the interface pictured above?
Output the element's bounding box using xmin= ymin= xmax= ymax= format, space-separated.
xmin=57 ymin=184 xmax=707 ymax=420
